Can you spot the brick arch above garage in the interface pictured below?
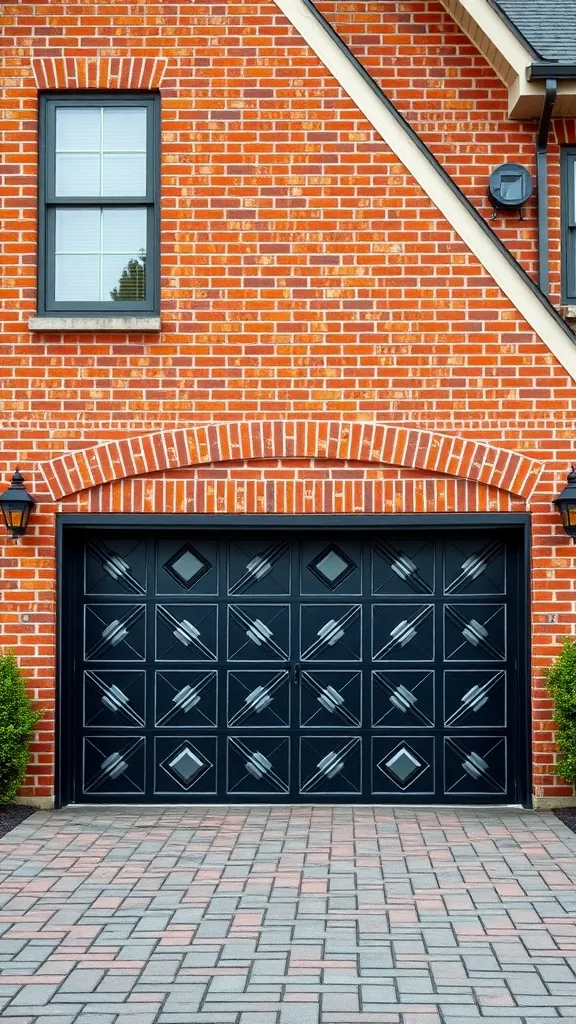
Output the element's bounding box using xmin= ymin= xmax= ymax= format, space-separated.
xmin=39 ymin=422 xmax=542 ymax=501
xmin=60 ymin=461 xmax=526 ymax=515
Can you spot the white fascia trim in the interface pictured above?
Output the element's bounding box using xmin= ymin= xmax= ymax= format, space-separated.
xmin=440 ymin=0 xmax=534 ymax=79
xmin=439 ymin=0 xmax=576 ymax=119
xmin=271 ymin=0 xmax=576 ymax=383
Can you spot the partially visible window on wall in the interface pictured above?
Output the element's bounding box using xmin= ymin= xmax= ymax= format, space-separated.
xmin=562 ymin=148 xmax=576 ymax=304
xmin=39 ymin=94 xmax=159 ymax=315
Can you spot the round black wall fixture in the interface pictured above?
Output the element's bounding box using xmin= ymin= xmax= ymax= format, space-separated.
xmin=488 ymin=164 xmax=533 ymax=212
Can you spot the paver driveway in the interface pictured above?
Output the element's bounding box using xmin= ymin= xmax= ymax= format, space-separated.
xmin=1 ymin=807 xmax=576 ymax=1024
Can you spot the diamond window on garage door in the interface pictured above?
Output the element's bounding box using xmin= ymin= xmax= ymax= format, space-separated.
xmin=308 ymin=545 xmax=356 ymax=590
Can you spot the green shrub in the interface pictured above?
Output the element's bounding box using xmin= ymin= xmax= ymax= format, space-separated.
xmin=0 ymin=651 xmax=42 ymax=804
xmin=545 ymin=636 xmax=576 ymax=785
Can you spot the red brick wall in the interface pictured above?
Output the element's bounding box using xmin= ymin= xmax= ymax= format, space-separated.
xmin=0 ymin=0 xmax=575 ymax=803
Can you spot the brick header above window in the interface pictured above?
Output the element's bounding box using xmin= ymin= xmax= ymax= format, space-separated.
xmin=31 ymin=56 xmax=168 ymax=92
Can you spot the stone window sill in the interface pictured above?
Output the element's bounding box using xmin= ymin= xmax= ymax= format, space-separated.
xmin=559 ymin=305 xmax=576 ymax=323
xmin=28 ymin=316 xmax=161 ymax=332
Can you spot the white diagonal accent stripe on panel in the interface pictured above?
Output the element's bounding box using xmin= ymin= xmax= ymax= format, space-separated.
xmin=390 ymin=555 xmax=417 ymax=580
xmin=317 ymin=751 xmax=344 ymax=778
xmin=246 ymin=619 xmax=274 ymax=646
xmin=173 ymin=620 xmax=201 ymax=646
xmin=172 ymin=685 xmax=201 ymax=711
xmin=245 ymin=752 xmax=273 ymax=779
xmin=462 ymin=619 xmax=489 ymax=647
xmin=101 ymin=684 xmax=130 ymax=712
xmin=317 ymin=686 xmax=345 ymax=713
xmin=101 ymin=753 xmax=128 ymax=779
xmin=462 ymin=752 xmax=489 ymax=779
xmin=244 ymin=686 xmax=273 ymax=713
xmin=301 ymin=607 xmax=359 ymax=660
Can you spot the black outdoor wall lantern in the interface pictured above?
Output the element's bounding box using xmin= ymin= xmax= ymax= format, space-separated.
xmin=553 ymin=465 xmax=576 ymax=543
xmin=0 ymin=469 xmax=36 ymax=540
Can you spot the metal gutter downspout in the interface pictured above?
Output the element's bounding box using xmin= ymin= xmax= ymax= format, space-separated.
xmin=536 ymin=79 xmax=557 ymax=296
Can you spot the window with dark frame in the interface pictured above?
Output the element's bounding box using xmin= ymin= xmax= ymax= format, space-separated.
xmin=562 ymin=148 xmax=576 ymax=305
xmin=39 ymin=94 xmax=159 ymax=316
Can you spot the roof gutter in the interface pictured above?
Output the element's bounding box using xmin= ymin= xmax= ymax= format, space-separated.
xmin=536 ymin=79 xmax=557 ymax=297
xmin=529 ymin=64 xmax=576 ymax=80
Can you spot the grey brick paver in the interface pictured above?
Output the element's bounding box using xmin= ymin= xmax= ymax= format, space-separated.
xmin=158 ymin=1016 xmax=237 ymax=1023
xmin=9 ymin=984 xmax=60 ymax=1006
xmin=59 ymin=968 xmax=105 ymax=993
xmin=322 ymin=991 xmax=360 ymax=1010
xmin=239 ymin=1015 xmax=279 ymax=1023
xmin=1 ymin=807 xmax=576 ymax=1024
xmin=279 ymin=1005 xmax=319 ymax=1023
xmin=73 ymin=1015 xmax=117 ymax=1024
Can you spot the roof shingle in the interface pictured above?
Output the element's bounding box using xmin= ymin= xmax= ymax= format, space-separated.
xmin=493 ymin=0 xmax=576 ymax=64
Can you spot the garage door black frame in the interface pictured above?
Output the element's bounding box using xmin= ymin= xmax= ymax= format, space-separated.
xmin=56 ymin=513 xmax=532 ymax=808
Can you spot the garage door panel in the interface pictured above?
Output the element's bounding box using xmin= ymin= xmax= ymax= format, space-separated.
xmin=444 ymin=538 xmax=506 ymax=596
xmin=227 ymin=736 xmax=291 ymax=796
xmin=443 ymin=670 xmax=507 ymax=729
xmin=372 ymin=737 xmax=435 ymax=796
xmin=156 ymin=604 xmax=218 ymax=661
xmin=300 ymin=604 xmax=362 ymax=662
xmin=157 ymin=539 xmax=218 ymax=595
xmin=155 ymin=737 xmax=217 ymax=795
xmin=299 ymin=736 xmax=362 ymax=796
xmin=67 ymin=528 xmax=523 ymax=804
xmin=299 ymin=668 xmax=362 ymax=729
xmin=84 ymin=668 xmax=146 ymax=729
xmin=83 ymin=735 xmax=146 ymax=796
xmin=372 ymin=604 xmax=434 ymax=661
xmin=444 ymin=604 xmax=506 ymax=662
xmin=228 ymin=605 xmax=290 ymax=661
xmin=227 ymin=669 xmax=291 ymax=728
xmin=228 ymin=538 xmax=291 ymax=597
xmin=154 ymin=669 xmax=218 ymax=729
xmin=444 ymin=736 xmax=507 ymax=796
xmin=371 ymin=670 xmax=435 ymax=729
xmin=302 ymin=540 xmax=362 ymax=595
xmin=84 ymin=604 xmax=146 ymax=662
xmin=85 ymin=538 xmax=148 ymax=596
xmin=372 ymin=538 xmax=435 ymax=596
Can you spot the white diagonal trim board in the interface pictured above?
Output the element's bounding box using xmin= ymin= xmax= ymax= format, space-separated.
xmin=271 ymin=0 xmax=576 ymax=382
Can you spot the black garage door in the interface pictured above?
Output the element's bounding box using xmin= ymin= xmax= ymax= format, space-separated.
xmin=61 ymin=528 xmax=525 ymax=804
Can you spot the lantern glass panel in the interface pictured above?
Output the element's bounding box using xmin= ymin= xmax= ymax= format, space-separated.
xmin=9 ymin=509 xmax=23 ymax=529
xmin=559 ymin=504 xmax=576 ymax=530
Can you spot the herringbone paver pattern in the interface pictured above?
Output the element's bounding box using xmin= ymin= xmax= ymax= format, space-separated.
xmin=1 ymin=806 xmax=576 ymax=1023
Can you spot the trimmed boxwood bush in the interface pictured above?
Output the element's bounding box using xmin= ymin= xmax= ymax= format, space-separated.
xmin=545 ymin=636 xmax=576 ymax=785
xmin=0 ymin=651 xmax=42 ymax=804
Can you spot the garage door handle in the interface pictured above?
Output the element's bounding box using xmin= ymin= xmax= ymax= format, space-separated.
xmin=289 ymin=663 xmax=301 ymax=685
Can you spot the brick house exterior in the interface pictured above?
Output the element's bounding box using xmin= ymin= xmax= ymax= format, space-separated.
xmin=2 ymin=0 xmax=576 ymax=808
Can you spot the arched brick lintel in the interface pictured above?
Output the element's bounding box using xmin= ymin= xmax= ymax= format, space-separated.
xmin=31 ymin=56 xmax=168 ymax=91
xmin=39 ymin=422 xmax=543 ymax=502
